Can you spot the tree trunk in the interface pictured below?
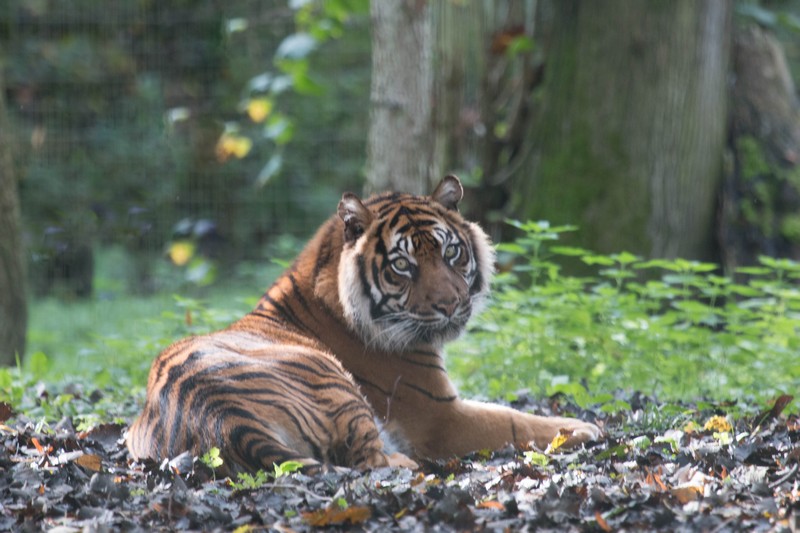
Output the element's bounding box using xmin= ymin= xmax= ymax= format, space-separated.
xmin=430 ymin=0 xmax=538 ymax=241
xmin=719 ymin=24 xmax=800 ymax=271
xmin=365 ymin=0 xmax=433 ymax=195
xmin=518 ymin=0 xmax=730 ymax=260
xmin=0 ymin=69 xmax=27 ymax=365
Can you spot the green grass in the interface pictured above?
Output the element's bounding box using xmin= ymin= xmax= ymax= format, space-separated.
xmin=26 ymin=290 xmax=251 ymax=385
xmin=24 ymin=246 xmax=274 ymax=386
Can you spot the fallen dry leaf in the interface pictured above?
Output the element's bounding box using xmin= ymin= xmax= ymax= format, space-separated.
xmin=547 ymin=429 xmax=573 ymax=452
xmin=476 ymin=500 xmax=505 ymax=510
xmin=303 ymin=505 xmax=372 ymax=526
xmin=76 ymin=453 xmax=103 ymax=472
xmin=595 ymin=511 xmax=612 ymax=532
xmin=671 ymin=485 xmax=703 ymax=504
xmin=703 ymin=415 xmax=732 ymax=433
xmin=0 ymin=391 xmax=796 ymax=531
xmin=0 ymin=402 xmax=14 ymax=422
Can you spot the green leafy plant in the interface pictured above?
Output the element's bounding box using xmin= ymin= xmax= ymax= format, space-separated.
xmin=523 ymin=450 xmax=549 ymax=467
xmin=230 ymin=470 xmax=270 ymax=491
xmin=201 ymin=447 xmax=224 ymax=470
xmin=450 ymin=220 xmax=800 ymax=410
xmin=273 ymin=460 xmax=304 ymax=478
xmin=229 ymin=460 xmax=304 ymax=491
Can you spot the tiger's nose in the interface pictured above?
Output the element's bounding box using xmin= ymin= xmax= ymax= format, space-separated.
xmin=432 ymin=299 xmax=459 ymax=318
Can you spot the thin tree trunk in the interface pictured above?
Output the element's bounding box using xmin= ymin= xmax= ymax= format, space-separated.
xmin=0 ymin=69 xmax=28 ymax=365
xmin=365 ymin=0 xmax=433 ymax=194
xmin=518 ymin=0 xmax=730 ymax=260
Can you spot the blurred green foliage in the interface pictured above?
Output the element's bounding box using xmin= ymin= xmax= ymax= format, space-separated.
xmin=2 ymin=0 xmax=370 ymax=297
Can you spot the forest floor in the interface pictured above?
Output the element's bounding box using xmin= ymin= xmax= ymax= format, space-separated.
xmin=1 ymin=391 xmax=797 ymax=532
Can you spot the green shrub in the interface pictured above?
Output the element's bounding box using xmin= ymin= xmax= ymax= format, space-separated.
xmin=449 ymin=220 xmax=800 ymax=409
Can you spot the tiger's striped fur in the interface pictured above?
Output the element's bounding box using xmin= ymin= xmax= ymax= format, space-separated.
xmin=126 ymin=176 xmax=601 ymax=473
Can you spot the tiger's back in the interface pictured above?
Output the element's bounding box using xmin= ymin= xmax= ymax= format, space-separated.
xmin=127 ymin=329 xmax=402 ymax=473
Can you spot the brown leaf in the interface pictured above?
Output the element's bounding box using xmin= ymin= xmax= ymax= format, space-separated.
xmin=0 ymin=402 xmax=14 ymax=423
xmin=303 ymin=505 xmax=371 ymax=527
xmin=477 ymin=500 xmax=505 ymax=511
xmin=76 ymin=453 xmax=103 ymax=472
xmin=595 ymin=511 xmax=612 ymax=532
xmin=410 ymin=472 xmax=427 ymax=487
xmin=644 ymin=468 xmax=668 ymax=492
xmin=84 ymin=423 xmax=125 ymax=451
xmin=754 ymin=394 xmax=795 ymax=428
xmin=490 ymin=25 xmax=526 ymax=54
xmin=671 ymin=485 xmax=703 ymax=504
xmin=31 ymin=437 xmax=48 ymax=455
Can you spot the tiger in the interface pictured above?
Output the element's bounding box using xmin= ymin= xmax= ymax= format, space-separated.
xmin=126 ymin=175 xmax=602 ymax=474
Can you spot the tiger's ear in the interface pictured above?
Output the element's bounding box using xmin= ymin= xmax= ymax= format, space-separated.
xmin=431 ymin=175 xmax=463 ymax=211
xmin=338 ymin=193 xmax=373 ymax=244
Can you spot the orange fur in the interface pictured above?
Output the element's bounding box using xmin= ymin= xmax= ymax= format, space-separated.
xmin=126 ymin=176 xmax=601 ymax=473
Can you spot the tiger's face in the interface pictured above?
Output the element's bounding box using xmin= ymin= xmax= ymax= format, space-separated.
xmin=337 ymin=176 xmax=494 ymax=352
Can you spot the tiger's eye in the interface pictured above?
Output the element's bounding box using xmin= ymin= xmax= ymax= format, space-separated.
xmin=444 ymin=244 xmax=459 ymax=259
xmin=392 ymin=257 xmax=410 ymax=272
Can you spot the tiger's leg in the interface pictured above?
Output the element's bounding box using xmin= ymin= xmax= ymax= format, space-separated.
xmin=400 ymin=398 xmax=602 ymax=459
xmin=326 ymin=399 xmax=417 ymax=470
xmin=220 ymin=355 xmax=416 ymax=472
xmin=386 ymin=452 xmax=418 ymax=468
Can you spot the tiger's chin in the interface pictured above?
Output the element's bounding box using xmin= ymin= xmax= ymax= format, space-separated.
xmin=360 ymin=317 xmax=468 ymax=353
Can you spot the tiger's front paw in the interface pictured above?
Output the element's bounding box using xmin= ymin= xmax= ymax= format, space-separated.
xmin=387 ymin=452 xmax=418 ymax=469
xmin=532 ymin=417 xmax=603 ymax=450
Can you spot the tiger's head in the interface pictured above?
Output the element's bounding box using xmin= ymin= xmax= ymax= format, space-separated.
xmin=336 ymin=175 xmax=495 ymax=352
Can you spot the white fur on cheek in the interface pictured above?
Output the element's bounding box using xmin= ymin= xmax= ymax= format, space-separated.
xmin=337 ymin=237 xmax=375 ymax=341
xmin=466 ymin=220 xmax=496 ymax=315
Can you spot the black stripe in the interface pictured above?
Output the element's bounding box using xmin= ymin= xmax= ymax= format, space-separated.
xmin=204 ymin=394 xmax=327 ymax=460
xmin=288 ymin=273 xmax=314 ymax=317
xmin=411 ymin=349 xmax=440 ymax=358
xmin=261 ymin=292 xmax=317 ymax=338
xmin=229 ymin=423 xmax=313 ymax=468
xmin=167 ymin=357 xmax=251 ymax=453
xmin=248 ymin=308 xmax=285 ymax=325
xmin=350 ymin=373 xmax=391 ymax=396
xmin=400 ymin=358 xmax=446 ymax=371
xmin=401 ymin=382 xmax=457 ymax=402
xmin=312 ymin=223 xmax=336 ymax=281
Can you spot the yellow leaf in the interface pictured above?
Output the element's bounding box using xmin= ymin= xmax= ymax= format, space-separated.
xmin=247 ymin=98 xmax=273 ymax=123
xmin=215 ymin=133 xmax=252 ymax=161
xmin=703 ymin=415 xmax=732 ymax=433
xmin=547 ymin=429 xmax=572 ymax=452
xmin=168 ymin=241 xmax=195 ymax=266
xmin=683 ymin=421 xmax=701 ymax=434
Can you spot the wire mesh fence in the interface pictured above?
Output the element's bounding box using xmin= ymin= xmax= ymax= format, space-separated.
xmin=3 ymin=0 xmax=371 ymax=296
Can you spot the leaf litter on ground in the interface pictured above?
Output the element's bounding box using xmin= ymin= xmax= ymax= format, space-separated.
xmin=0 ymin=390 xmax=797 ymax=531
